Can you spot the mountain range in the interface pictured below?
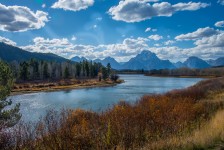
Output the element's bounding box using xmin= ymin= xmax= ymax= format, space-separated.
xmin=72 ymin=51 xmax=219 ymax=70
xmin=174 ymin=56 xmax=210 ymax=69
xmin=207 ymin=57 xmax=224 ymax=67
xmin=0 ymin=42 xmax=223 ymax=70
xmin=70 ymin=56 xmax=87 ymax=62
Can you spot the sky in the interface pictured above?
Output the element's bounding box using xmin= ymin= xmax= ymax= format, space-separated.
xmin=0 ymin=0 xmax=224 ymax=62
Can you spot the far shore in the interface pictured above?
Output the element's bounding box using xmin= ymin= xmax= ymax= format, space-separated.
xmin=11 ymin=79 xmax=124 ymax=96
xmin=144 ymin=74 xmax=219 ymax=78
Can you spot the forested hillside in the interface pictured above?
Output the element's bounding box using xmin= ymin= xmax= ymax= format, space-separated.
xmin=0 ymin=42 xmax=68 ymax=63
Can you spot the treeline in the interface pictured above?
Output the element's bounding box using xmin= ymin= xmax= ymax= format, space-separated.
xmin=116 ymin=69 xmax=145 ymax=74
xmin=8 ymin=59 xmax=109 ymax=82
xmin=146 ymin=67 xmax=224 ymax=77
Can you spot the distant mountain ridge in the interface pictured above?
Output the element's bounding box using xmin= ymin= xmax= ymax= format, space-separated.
xmin=70 ymin=56 xmax=87 ymax=62
xmin=0 ymin=42 xmax=68 ymax=63
xmin=72 ymin=51 xmax=176 ymax=70
xmin=0 ymin=42 xmax=220 ymax=70
xmin=71 ymin=51 xmax=216 ymax=70
xmin=207 ymin=57 xmax=224 ymax=67
xmin=95 ymin=57 xmax=122 ymax=70
xmin=183 ymin=56 xmax=210 ymax=69
xmin=122 ymin=50 xmax=175 ymax=70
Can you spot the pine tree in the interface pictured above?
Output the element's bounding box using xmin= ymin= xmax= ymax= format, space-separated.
xmin=29 ymin=59 xmax=40 ymax=80
xmin=43 ymin=62 xmax=49 ymax=80
xmin=76 ymin=63 xmax=81 ymax=77
xmin=102 ymin=67 xmax=109 ymax=80
xmin=85 ymin=61 xmax=90 ymax=77
xmin=0 ymin=60 xmax=21 ymax=148
xmin=107 ymin=63 xmax=111 ymax=75
xmin=64 ymin=66 xmax=70 ymax=79
xmin=19 ymin=61 xmax=29 ymax=81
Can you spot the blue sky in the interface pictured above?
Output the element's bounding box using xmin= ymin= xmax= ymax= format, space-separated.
xmin=0 ymin=0 xmax=224 ymax=62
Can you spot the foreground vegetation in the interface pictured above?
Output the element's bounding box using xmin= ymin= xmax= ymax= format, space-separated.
xmin=0 ymin=61 xmax=20 ymax=149
xmin=1 ymin=76 xmax=223 ymax=149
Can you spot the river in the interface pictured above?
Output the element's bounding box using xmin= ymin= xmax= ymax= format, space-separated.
xmin=8 ymin=74 xmax=203 ymax=122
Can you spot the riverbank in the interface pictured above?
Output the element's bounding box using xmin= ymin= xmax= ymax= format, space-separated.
xmin=11 ymin=79 xmax=124 ymax=95
xmin=145 ymin=74 xmax=217 ymax=78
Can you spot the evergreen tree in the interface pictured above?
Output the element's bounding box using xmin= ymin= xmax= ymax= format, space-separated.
xmin=43 ymin=62 xmax=49 ymax=79
xmin=64 ymin=66 xmax=70 ymax=79
xmin=85 ymin=61 xmax=90 ymax=77
xmin=0 ymin=60 xmax=21 ymax=148
xmin=76 ymin=63 xmax=81 ymax=77
xmin=19 ymin=62 xmax=29 ymax=81
xmin=29 ymin=59 xmax=40 ymax=80
xmin=102 ymin=67 xmax=109 ymax=80
xmin=107 ymin=63 xmax=111 ymax=75
xmin=110 ymin=74 xmax=119 ymax=82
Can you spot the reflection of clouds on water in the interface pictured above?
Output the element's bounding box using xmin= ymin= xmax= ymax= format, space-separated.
xmin=9 ymin=75 xmax=203 ymax=123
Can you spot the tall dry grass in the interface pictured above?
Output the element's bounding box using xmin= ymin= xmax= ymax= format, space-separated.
xmin=147 ymin=108 xmax=224 ymax=150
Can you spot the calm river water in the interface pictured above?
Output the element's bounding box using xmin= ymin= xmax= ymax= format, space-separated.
xmin=8 ymin=74 xmax=203 ymax=122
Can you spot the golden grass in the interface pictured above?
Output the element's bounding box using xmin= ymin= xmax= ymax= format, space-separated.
xmin=145 ymin=91 xmax=224 ymax=150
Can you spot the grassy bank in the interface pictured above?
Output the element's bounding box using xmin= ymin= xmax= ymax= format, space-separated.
xmin=4 ymin=77 xmax=224 ymax=150
xmin=12 ymin=79 xmax=124 ymax=95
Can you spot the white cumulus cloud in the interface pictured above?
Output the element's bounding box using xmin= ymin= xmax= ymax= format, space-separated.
xmin=42 ymin=4 xmax=46 ymax=8
xmin=164 ymin=40 xmax=175 ymax=45
xmin=71 ymin=36 xmax=77 ymax=41
xmin=145 ymin=27 xmax=151 ymax=32
xmin=108 ymin=0 xmax=209 ymax=23
xmin=0 ymin=3 xmax=48 ymax=32
xmin=175 ymin=27 xmax=219 ymax=41
xmin=215 ymin=21 xmax=224 ymax=28
xmin=194 ymin=32 xmax=224 ymax=48
xmin=52 ymin=0 xmax=94 ymax=12
xmin=148 ymin=34 xmax=163 ymax=40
